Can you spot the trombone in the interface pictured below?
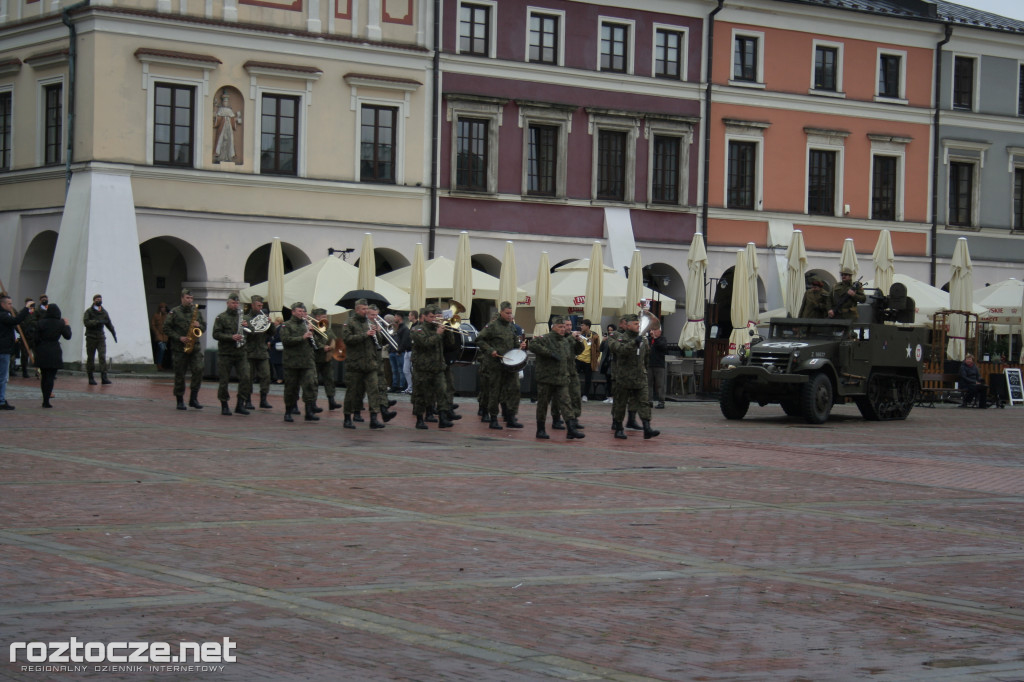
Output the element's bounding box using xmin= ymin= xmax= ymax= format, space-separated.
xmin=370 ymin=316 xmax=400 ymax=351
xmin=306 ymin=316 xmax=330 ymax=348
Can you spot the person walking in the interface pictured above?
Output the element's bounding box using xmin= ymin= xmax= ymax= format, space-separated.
xmin=35 ymin=303 xmax=72 ymax=408
xmin=410 ymin=305 xmax=450 ymax=429
xmin=212 ymin=292 xmax=251 ymax=416
xmin=0 ymin=294 xmax=32 ymax=410
xmin=279 ymin=302 xmax=319 ymax=423
xmin=530 ymin=317 xmax=583 ymax=440
xmin=163 ymin=288 xmax=207 ymax=410
xmin=83 ymin=294 xmax=116 ymax=385
xmin=609 ymin=313 xmax=660 ymax=440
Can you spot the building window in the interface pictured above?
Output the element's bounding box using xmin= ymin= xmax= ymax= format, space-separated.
xmin=43 ymin=83 xmax=62 ymax=166
xmin=655 ymin=28 xmax=684 ymax=80
xmin=1015 ymin=167 xmax=1024 ymax=229
xmin=459 ymin=3 xmax=491 ymax=57
xmin=456 ymin=117 xmax=488 ymax=192
xmin=360 ymin=105 xmax=397 ymax=183
xmin=733 ymin=35 xmax=758 ymax=83
xmin=727 ymin=140 xmax=757 ymax=209
xmin=597 ymin=129 xmax=627 ymax=200
xmin=948 ymin=161 xmax=974 ymax=227
xmin=0 ymin=91 xmax=11 ymax=171
xmin=529 ymin=12 xmax=559 ymax=65
xmin=807 ymin=150 xmax=836 ymax=216
xmin=651 ymin=135 xmax=681 ymax=204
xmin=878 ymin=53 xmax=902 ymax=99
xmin=153 ymin=83 xmax=194 ymax=168
xmin=872 ymin=155 xmax=897 ymax=221
xmin=527 ymin=123 xmax=557 ymax=196
xmin=260 ymin=94 xmax=299 ymax=176
xmin=600 ymin=22 xmax=629 ymax=73
xmin=814 ymin=45 xmax=838 ymax=92
xmin=953 ymin=56 xmax=975 ymax=111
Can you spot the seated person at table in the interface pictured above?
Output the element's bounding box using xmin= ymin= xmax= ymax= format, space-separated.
xmin=958 ymin=353 xmax=987 ymax=409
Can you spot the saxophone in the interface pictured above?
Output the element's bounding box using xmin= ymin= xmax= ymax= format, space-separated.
xmin=183 ymin=305 xmax=202 ymax=354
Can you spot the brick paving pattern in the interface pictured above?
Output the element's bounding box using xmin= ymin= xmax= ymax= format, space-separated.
xmin=1 ymin=374 xmax=1022 ymax=680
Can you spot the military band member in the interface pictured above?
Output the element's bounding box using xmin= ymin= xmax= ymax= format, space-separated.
xmin=550 ymin=323 xmax=586 ymax=434
xmin=341 ymin=299 xmax=385 ymax=429
xmin=410 ymin=305 xmax=451 ymax=429
xmin=828 ymin=267 xmax=866 ymax=320
xmin=212 ymin=292 xmax=251 ymax=416
xmin=530 ymin=317 xmax=584 ymax=440
xmin=799 ymin=277 xmax=831 ymax=319
xmin=83 ymin=294 xmax=116 ymax=385
xmin=575 ymin=319 xmax=600 ymax=401
xmin=609 ymin=313 xmax=660 ymax=440
xmin=475 ymin=302 xmax=526 ymax=430
xmin=163 ymin=288 xmax=207 ymax=410
xmin=310 ymin=308 xmax=340 ymax=412
xmin=366 ymin=305 xmax=397 ymax=422
xmin=279 ymin=302 xmax=319 ymax=423
xmin=244 ymin=295 xmax=275 ymax=409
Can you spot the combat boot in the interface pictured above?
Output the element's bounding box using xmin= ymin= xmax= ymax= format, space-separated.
xmin=312 ymin=403 xmax=324 ymax=413
xmin=642 ymin=419 xmax=660 ymax=439
xmin=480 ymin=411 xmax=491 ymax=423
xmin=284 ymin=404 xmax=294 ymax=422
xmin=551 ymin=418 xmax=565 ymax=430
xmin=221 ymin=401 xmax=232 ymax=416
xmin=343 ymin=414 xmax=355 ymax=429
xmin=438 ymin=411 xmax=453 ymax=428
xmin=489 ymin=416 xmax=503 ymax=430
xmin=304 ymin=403 xmax=319 ymax=422
xmin=536 ymin=426 xmax=550 ymax=439
xmin=328 ymin=397 xmax=341 ymax=411
xmin=235 ymin=397 xmax=250 ymax=415
xmin=505 ymin=412 xmax=523 ymax=429
xmin=381 ymin=408 xmax=397 ymax=423
xmin=352 ymin=411 xmax=364 ymax=422
xmin=88 ymin=373 xmax=97 ymax=386
xmin=101 ymin=372 xmax=112 ymax=385
xmin=415 ymin=414 xmax=428 ymax=429
xmin=188 ymin=391 xmax=203 ymax=409
xmin=447 ymin=408 xmax=462 ymax=420
xmin=566 ymin=421 xmax=585 ymax=439
xmin=369 ymin=413 xmax=385 ymax=429
xmin=176 ymin=397 xmax=186 ymax=411
xmin=387 ymin=399 xmax=398 ymax=408
xmin=245 ymin=398 xmax=256 ymax=410
xmin=613 ymin=421 xmax=627 ymax=439
xmin=570 ymin=418 xmax=585 ymax=431
xmin=425 ymin=410 xmax=438 ymax=423
xmin=626 ymin=412 xmax=642 ymax=430
xmin=259 ymin=392 xmax=273 ymax=409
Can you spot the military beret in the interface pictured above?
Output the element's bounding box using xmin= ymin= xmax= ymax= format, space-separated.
xmin=355 ymin=298 xmax=368 ymax=307
xmin=181 ymin=288 xmax=192 ymax=296
xmin=500 ymin=301 xmax=512 ymax=311
xmin=227 ymin=292 xmax=240 ymax=301
xmin=311 ymin=308 xmax=327 ymax=316
xmin=624 ymin=313 xmax=640 ymax=322
xmin=290 ymin=301 xmax=306 ymax=310
xmin=250 ymin=295 xmax=264 ymax=303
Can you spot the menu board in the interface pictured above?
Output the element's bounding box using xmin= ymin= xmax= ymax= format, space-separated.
xmin=1005 ymin=368 xmax=1023 ymax=406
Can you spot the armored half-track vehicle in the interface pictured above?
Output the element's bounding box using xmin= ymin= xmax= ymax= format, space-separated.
xmin=712 ymin=295 xmax=930 ymax=423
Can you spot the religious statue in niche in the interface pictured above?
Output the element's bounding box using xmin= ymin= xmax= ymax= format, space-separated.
xmin=213 ymin=88 xmax=243 ymax=165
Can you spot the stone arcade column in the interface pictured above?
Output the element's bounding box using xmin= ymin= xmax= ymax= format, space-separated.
xmin=46 ymin=165 xmax=153 ymax=367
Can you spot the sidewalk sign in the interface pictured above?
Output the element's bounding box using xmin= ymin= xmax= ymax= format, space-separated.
xmin=1004 ymin=368 xmax=1024 ymax=406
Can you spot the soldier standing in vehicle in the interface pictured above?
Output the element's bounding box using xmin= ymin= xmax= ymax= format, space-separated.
xmin=828 ymin=267 xmax=865 ymax=319
xmin=800 ymin=277 xmax=831 ymax=319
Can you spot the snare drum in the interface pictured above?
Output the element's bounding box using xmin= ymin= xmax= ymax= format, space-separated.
xmin=501 ymin=348 xmax=528 ymax=373
xmin=444 ymin=322 xmax=478 ymax=365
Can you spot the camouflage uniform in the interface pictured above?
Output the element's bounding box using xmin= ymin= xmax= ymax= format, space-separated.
xmin=610 ymin=326 xmax=652 ymax=423
xmin=280 ymin=313 xmax=317 ymax=412
xmin=530 ymin=328 xmax=581 ymax=436
xmin=340 ymin=310 xmax=381 ymax=419
xmin=410 ymin=314 xmax=448 ymax=424
xmin=475 ymin=314 xmax=522 ymax=424
xmin=212 ymin=300 xmax=251 ymax=410
xmin=830 ymin=277 xmax=866 ymax=320
xmin=82 ymin=302 xmax=115 ymax=377
xmin=244 ymin=305 xmax=273 ymax=403
xmin=163 ymin=299 xmax=206 ymax=399
xmin=799 ymin=284 xmax=832 ymax=318
xmin=552 ymin=333 xmax=584 ymax=424
xmin=313 ymin=322 xmax=338 ymax=404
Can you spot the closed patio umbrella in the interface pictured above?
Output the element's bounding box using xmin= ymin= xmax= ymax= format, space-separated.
xmin=267 ymin=237 xmax=285 ymax=319
xmin=729 ymin=250 xmax=753 ymax=353
xmin=498 ymin=241 xmax=518 ymax=312
xmin=452 ymin=231 xmax=473 ymax=309
xmin=784 ymin=230 xmax=807 ymax=318
xmin=357 ymin=232 xmax=375 ymax=291
xmin=622 ymin=249 xmax=644 ymax=318
xmin=584 ymin=241 xmax=605 ymax=324
xmin=946 ymin=237 xmax=973 ymax=362
xmin=839 ymin=238 xmax=859 ymax=278
xmin=533 ymin=251 xmax=551 ymax=336
xmin=679 ymin=233 xmax=706 ymax=350
xmin=872 ymin=229 xmax=895 ymax=299
xmin=745 ymin=242 xmax=760 ymax=324
xmin=409 ymin=243 xmax=426 ymax=313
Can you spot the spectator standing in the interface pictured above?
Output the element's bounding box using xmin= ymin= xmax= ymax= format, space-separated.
xmin=151 ymin=302 xmax=169 ymax=370
xmin=35 ymin=303 xmax=72 ymax=408
xmin=647 ymin=327 xmax=668 ymax=409
xmin=1 ymin=294 xmax=32 ymax=410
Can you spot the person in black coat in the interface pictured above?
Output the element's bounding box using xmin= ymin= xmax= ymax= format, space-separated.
xmin=1 ymin=293 xmax=32 ymax=410
xmin=34 ymin=303 xmax=72 ymax=408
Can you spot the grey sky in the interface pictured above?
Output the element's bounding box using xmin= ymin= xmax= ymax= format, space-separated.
xmin=954 ymin=0 xmax=1024 ymax=22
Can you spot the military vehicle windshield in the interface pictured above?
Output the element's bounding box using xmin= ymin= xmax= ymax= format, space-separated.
xmin=770 ymin=322 xmax=849 ymax=340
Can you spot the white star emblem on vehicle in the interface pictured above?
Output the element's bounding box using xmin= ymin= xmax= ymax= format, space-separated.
xmin=906 ymin=343 xmax=912 ymax=358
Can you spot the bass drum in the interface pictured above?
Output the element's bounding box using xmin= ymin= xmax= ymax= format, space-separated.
xmin=501 ymin=348 xmax=528 ymax=373
xmin=444 ymin=322 xmax=478 ymax=365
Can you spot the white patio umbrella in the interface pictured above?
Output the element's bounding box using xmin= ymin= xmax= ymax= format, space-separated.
xmin=679 ymin=233 xmax=707 ymax=350
xmin=267 ymin=237 xmax=285 ymax=319
xmin=974 ymin=278 xmax=1024 ymax=325
xmin=409 ymin=243 xmax=426 ymax=313
xmin=498 ymin=241 xmax=518 ymax=312
xmin=839 ymin=238 xmax=860 ymax=277
xmin=946 ymin=237 xmax=973 ymax=362
xmin=784 ymin=230 xmax=807 ymax=317
xmin=745 ymin=242 xmax=760 ymax=322
xmin=534 ymin=252 xmax=551 ymax=336
xmin=381 ymin=257 xmax=523 ymax=302
xmin=872 ymin=229 xmax=895 ymax=298
xmin=452 ymin=231 xmax=473 ymax=308
xmin=863 ymin=273 xmax=986 ymax=326
xmin=622 ymin=249 xmax=644 ymax=318
xmin=357 ymin=232 xmax=375 ymax=291
xmin=584 ymin=241 xmax=606 ymax=324
xmin=520 ymin=260 xmax=677 ymax=314
xmin=729 ymin=250 xmax=753 ymax=353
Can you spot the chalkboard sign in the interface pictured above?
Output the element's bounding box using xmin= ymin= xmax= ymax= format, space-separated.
xmin=1005 ymin=368 xmax=1024 ymax=406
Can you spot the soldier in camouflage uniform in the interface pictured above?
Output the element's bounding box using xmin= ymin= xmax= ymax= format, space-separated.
xmin=530 ymin=317 xmax=584 ymax=440
xmin=828 ymin=267 xmax=866 ymax=320
xmin=552 ymin=326 xmax=586 ymax=432
xmin=410 ymin=305 xmax=452 ymax=429
xmin=475 ymin=302 xmax=526 ymax=430
xmin=799 ymin=277 xmax=831 ymax=318
xmin=609 ymin=313 xmax=660 ymax=439
xmin=310 ymin=308 xmax=340 ymax=411
xmin=82 ymin=293 xmax=116 ymax=385
xmin=212 ymin=292 xmax=252 ymax=416
xmin=244 ymin=296 xmax=274 ymax=409
xmin=366 ymin=305 xmax=397 ymax=422
xmin=163 ymin=288 xmax=207 ymax=410
xmin=279 ymin=302 xmax=319 ymax=422
xmin=340 ymin=299 xmax=386 ymax=429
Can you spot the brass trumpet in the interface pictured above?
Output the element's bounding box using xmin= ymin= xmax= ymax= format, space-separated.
xmin=441 ymin=300 xmax=474 ymax=336
xmin=306 ymin=317 xmax=330 ymax=340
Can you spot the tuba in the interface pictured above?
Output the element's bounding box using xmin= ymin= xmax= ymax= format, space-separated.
xmin=441 ymin=300 xmax=473 ymax=337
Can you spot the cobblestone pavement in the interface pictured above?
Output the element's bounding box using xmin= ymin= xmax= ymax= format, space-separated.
xmin=1 ymin=374 xmax=1022 ymax=681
